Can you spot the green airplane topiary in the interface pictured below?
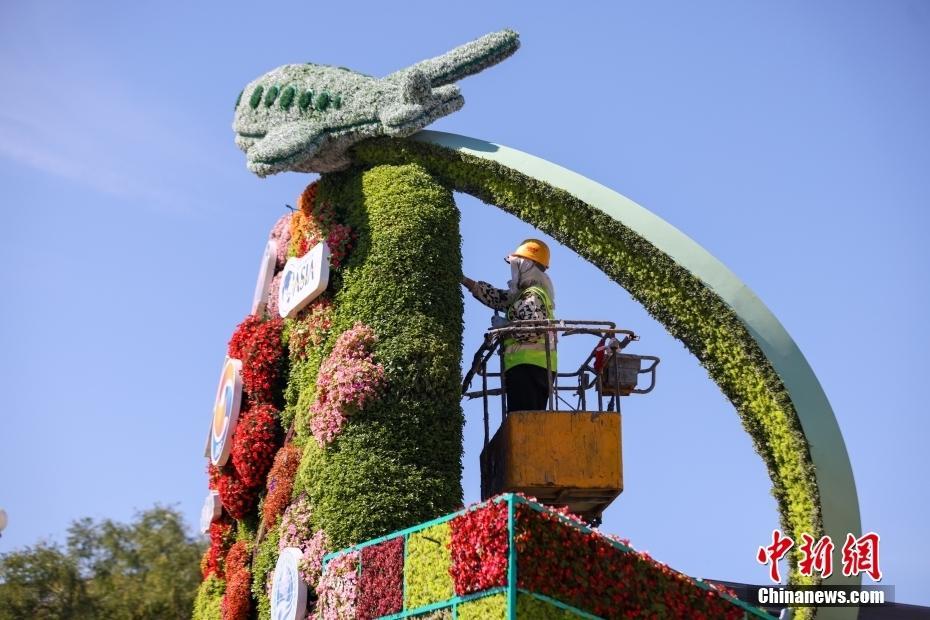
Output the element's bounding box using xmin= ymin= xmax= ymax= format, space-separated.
xmin=233 ymin=29 xmax=519 ymax=176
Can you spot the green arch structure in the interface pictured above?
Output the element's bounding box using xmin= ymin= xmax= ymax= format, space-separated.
xmin=352 ymin=130 xmax=861 ymax=620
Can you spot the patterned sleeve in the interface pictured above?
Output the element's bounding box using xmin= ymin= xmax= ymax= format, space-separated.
xmin=510 ymin=290 xmax=551 ymax=343
xmin=470 ymin=281 xmax=510 ymax=311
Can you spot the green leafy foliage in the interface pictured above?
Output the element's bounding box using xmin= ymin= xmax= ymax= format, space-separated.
xmin=411 ymin=610 xmax=452 ymax=619
xmin=192 ymin=575 xmax=225 ymax=620
xmin=404 ymin=523 xmax=453 ymax=609
xmin=457 ymin=592 xmax=507 ymax=620
xmin=351 ymin=138 xmax=822 ymax=609
xmin=0 ymin=506 xmax=204 ymax=620
xmin=251 ymin=520 xmax=281 ymax=620
xmin=516 ymin=593 xmax=586 ymax=618
xmin=290 ymin=163 xmax=464 ymax=549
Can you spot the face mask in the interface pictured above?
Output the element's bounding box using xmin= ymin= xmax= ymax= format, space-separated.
xmin=508 ymin=257 xmax=527 ymax=294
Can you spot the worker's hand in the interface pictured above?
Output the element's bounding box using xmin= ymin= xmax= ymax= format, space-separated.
xmin=461 ymin=276 xmax=476 ymax=291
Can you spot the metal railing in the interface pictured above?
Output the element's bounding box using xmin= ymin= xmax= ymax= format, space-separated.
xmin=462 ymin=320 xmax=660 ymax=447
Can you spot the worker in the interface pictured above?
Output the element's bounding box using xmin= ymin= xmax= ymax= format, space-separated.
xmin=462 ymin=239 xmax=557 ymax=412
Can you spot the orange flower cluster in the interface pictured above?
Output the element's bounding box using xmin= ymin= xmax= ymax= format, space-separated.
xmin=261 ymin=443 xmax=302 ymax=529
xmin=288 ymin=181 xmax=354 ymax=268
xmin=221 ymin=540 xmax=252 ymax=620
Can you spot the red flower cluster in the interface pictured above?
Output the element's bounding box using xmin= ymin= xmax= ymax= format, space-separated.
xmin=261 ymin=443 xmax=302 ymax=529
xmin=230 ymin=403 xmax=280 ymax=488
xmin=221 ymin=541 xmax=252 ymax=620
xmin=201 ymin=516 xmax=235 ymax=578
xmin=227 ymin=315 xmax=286 ymax=405
xmin=357 ymin=537 xmax=404 ymax=619
xmin=213 ymin=465 xmax=259 ymax=520
xmin=513 ymin=505 xmax=744 ymax=619
xmin=449 ymin=501 xmax=510 ymax=594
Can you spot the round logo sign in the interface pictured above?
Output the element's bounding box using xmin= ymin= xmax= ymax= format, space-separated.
xmin=199 ymin=492 xmax=222 ymax=534
xmin=211 ymin=357 xmax=243 ymax=466
xmin=271 ymin=547 xmax=307 ymax=620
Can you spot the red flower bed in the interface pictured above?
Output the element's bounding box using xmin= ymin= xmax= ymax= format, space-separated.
xmin=449 ymin=500 xmax=510 ymax=595
xmin=261 ymin=443 xmax=302 ymax=529
xmin=221 ymin=541 xmax=252 ymax=620
xmin=202 ymin=516 xmax=235 ymax=578
xmin=227 ymin=314 xmax=286 ymax=405
xmin=357 ymin=537 xmax=404 ymax=619
xmin=446 ymin=498 xmax=745 ymax=619
xmin=230 ymin=403 xmax=280 ymax=488
xmin=514 ymin=505 xmax=744 ymax=619
xmin=213 ymin=464 xmax=259 ymax=520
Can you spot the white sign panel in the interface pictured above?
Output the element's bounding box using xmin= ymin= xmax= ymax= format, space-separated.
xmin=271 ymin=547 xmax=308 ymax=620
xmin=278 ymin=242 xmax=330 ymax=319
xmin=199 ymin=492 xmax=222 ymax=534
xmin=210 ymin=357 xmax=243 ymax=466
xmin=252 ymin=239 xmax=278 ymax=315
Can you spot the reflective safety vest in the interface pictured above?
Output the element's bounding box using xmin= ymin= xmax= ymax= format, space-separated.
xmin=502 ymin=286 xmax=557 ymax=372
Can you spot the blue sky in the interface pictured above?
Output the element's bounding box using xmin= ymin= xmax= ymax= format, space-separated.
xmin=1 ymin=0 xmax=928 ymax=606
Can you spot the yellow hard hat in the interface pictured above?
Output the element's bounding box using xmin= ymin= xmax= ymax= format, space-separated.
xmin=509 ymin=238 xmax=550 ymax=269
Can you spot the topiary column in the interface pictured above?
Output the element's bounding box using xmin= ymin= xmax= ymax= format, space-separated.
xmin=292 ymin=162 xmax=465 ymax=550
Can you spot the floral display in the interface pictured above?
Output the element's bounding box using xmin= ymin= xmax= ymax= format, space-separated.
xmin=288 ymin=298 xmax=334 ymax=362
xmin=221 ymin=541 xmax=252 ymax=620
xmin=315 ymin=550 xmax=359 ymax=620
xmin=202 ymin=517 xmax=235 ymax=579
xmin=353 ymin=137 xmax=824 ymax=606
xmin=265 ymin=271 xmax=282 ymax=319
xmin=513 ymin=503 xmax=744 ymax=619
xmin=279 ymin=495 xmax=330 ymax=589
xmin=449 ymin=500 xmax=509 ymax=594
xmin=269 ymin=212 xmax=292 ymax=269
xmin=308 ymin=322 xmax=384 ymax=446
xmin=404 ymin=523 xmax=453 ymax=610
xmin=289 ymin=164 xmax=463 ymax=555
xmin=213 ymin=465 xmax=259 ymax=520
xmin=227 ymin=315 xmax=286 ymax=405
xmin=288 ymin=181 xmax=355 ymax=269
xmin=260 ymin=444 xmax=301 ymax=529
xmin=313 ymin=495 xmax=763 ymax=619
xmin=232 ymin=30 xmax=520 ymax=176
xmin=357 ymin=537 xmax=404 ymax=619
xmin=229 ymin=403 xmax=280 ymax=488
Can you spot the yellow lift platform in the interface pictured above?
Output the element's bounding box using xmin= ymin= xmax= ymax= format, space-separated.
xmin=463 ymin=320 xmax=659 ymax=525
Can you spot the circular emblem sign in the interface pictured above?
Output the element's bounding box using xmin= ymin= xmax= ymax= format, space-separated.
xmin=211 ymin=357 xmax=243 ymax=466
xmin=199 ymin=491 xmax=222 ymax=534
xmin=271 ymin=547 xmax=307 ymax=620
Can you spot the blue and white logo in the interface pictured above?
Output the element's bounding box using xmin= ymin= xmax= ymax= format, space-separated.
xmin=271 ymin=547 xmax=307 ymax=620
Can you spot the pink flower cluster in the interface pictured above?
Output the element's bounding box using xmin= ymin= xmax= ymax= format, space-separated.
xmin=309 ymin=323 xmax=385 ymax=446
xmin=270 ymin=213 xmax=292 ymax=269
xmin=315 ymin=551 xmax=359 ymax=620
xmin=279 ymin=495 xmax=330 ymax=588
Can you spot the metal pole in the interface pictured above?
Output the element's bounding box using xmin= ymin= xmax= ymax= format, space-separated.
xmin=498 ymin=340 xmax=507 ymax=420
xmin=482 ymin=359 xmax=489 ymax=448
xmin=544 ymin=331 xmax=554 ymax=411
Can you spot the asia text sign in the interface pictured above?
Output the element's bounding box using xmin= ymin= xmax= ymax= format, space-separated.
xmin=277 ymin=242 xmax=330 ymax=318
